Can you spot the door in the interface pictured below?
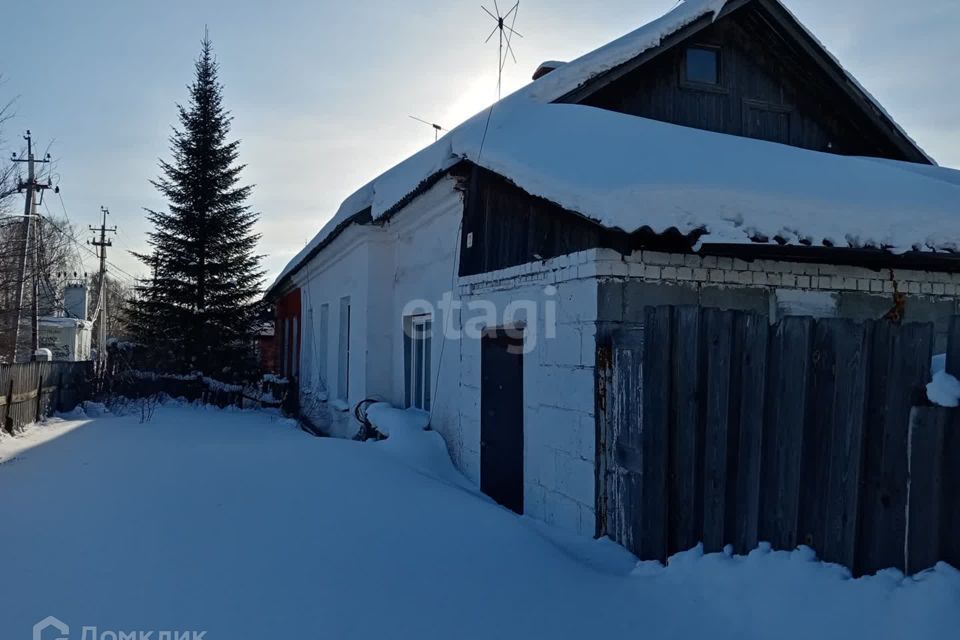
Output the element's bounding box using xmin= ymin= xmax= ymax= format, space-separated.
xmin=481 ymin=330 xmax=524 ymax=514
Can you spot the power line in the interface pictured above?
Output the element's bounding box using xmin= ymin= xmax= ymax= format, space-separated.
xmin=39 ymin=211 xmax=139 ymax=284
xmin=90 ymin=206 xmax=117 ymax=359
xmin=8 ymin=130 xmax=53 ymax=361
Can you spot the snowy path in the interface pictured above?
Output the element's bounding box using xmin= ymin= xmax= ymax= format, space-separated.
xmin=1 ymin=405 xmax=958 ymax=640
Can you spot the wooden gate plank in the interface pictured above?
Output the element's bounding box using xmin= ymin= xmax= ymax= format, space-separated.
xmin=942 ymin=410 xmax=960 ymax=570
xmin=760 ymin=315 xmax=813 ymax=551
xmin=702 ymin=308 xmax=734 ymax=553
xmin=907 ymin=407 xmax=947 ymax=575
xmin=732 ymin=312 xmax=768 ymax=554
xmin=820 ymin=319 xmax=870 ymax=569
xmin=608 ymin=328 xmax=645 ymax=556
xmin=669 ymin=306 xmax=703 ymax=555
xmin=858 ymin=322 xmax=932 ymax=575
xmin=946 ymin=316 xmax=960 ymax=378
xmin=798 ymin=319 xmax=836 ymax=554
xmin=640 ymin=305 xmax=673 ymax=562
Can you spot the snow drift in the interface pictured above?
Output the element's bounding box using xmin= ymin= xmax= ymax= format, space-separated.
xmin=1 ymin=404 xmax=959 ymax=639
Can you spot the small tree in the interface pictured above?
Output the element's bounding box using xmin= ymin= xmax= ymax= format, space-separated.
xmin=127 ymin=33 xmax=264 ymax=379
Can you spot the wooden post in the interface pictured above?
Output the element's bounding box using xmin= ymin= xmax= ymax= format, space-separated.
xmin=3 ymin=379 xmax=12 ymax=434
xmin=35 ymin=373 xmax=43 ymax=422
xmin=55 ymin=371 xmax=64 ymax=413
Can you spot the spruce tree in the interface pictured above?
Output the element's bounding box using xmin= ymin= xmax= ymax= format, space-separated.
xmin=128 ymin=34 xmax=264 ymax=378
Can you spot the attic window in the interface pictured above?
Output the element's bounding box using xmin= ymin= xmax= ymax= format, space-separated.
xmin=685 ymin=46 xmax=720 ymax=85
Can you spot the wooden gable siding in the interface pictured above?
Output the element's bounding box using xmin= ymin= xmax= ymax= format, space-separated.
xmin=459 ymin=167 xmax=623 ymax=277
xmin=458 ymin=167 xmax=699 ymax=278
xmin=579 ymin=3 xmax=912 ymax=162
xmin=457 ymin=165 xmax=960 ymax=278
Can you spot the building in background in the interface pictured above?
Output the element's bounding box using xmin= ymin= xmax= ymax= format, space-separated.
xmin=38 ymin=281 xmax=92 ymax=362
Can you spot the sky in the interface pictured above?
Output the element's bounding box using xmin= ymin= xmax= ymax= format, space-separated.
xmin=2 ymin=0 xmax=959 ymax=287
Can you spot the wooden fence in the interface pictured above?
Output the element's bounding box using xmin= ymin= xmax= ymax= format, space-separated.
xmin=599 ymin=307 xmax=959 ymax=577
xmin=0 ymin=361 xmax=93 ymax=434
xmin=106 ymin=371 xmax=288 ymax=411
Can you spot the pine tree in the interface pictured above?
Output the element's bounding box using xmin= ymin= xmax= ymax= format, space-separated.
xmin=128 ymin=33 xmax=264 ymax=378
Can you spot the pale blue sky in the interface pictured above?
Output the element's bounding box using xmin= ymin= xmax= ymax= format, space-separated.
xmin=3 ymin=0 xmax=958 ymax=284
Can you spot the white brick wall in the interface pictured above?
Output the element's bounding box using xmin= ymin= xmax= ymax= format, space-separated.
xmin=457 ymin=257 xmax=598 ymax=536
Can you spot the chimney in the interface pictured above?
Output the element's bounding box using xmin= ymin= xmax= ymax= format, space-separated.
xmin=532 ymin=61 xmax=565 ymax=80
xmin=64 ymin=282 xmax=89 ymax=320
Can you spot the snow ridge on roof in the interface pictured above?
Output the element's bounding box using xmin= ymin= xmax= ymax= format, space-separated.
xmin=528 ymin=0 xmax=728 ymax=103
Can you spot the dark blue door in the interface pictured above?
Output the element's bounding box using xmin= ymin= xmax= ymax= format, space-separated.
xmin=481 ymin=330 xmax=524 ymax=514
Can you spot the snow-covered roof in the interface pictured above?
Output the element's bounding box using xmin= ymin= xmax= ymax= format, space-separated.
xmin=268 ymin=0 xmax=955 ymax=295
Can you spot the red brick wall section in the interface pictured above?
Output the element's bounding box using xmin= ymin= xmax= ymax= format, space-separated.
xmin=275 ymin=289 xmax=302 ymax=379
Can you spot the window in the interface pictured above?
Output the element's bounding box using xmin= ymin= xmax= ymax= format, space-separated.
xmin=404 ymin=315 xmax=432 ymax=411
xmin=337 ymin=297 xmax=351 ymax=402
xmin=317 ymin=304 xmax=329 ymax=391
xmin=685 ymin=46 xmax=720 ymax=85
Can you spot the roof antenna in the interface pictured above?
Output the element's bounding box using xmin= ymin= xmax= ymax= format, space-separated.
xmin=482 ymin=1 xmax=523 ymax=98
xmin=409 ymin=115 xmax=447 ymax=142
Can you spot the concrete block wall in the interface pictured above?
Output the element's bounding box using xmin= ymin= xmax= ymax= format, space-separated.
xmin=617 ymin=249 xmax=960 ymax=297
xmin=457 ymin=250 xmax=602 ymax=536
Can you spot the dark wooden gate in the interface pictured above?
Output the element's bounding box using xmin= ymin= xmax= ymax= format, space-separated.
xmin=481 ymin=330 xmax=524 ymax=514
xmin=600 ymin=307 xmax=960 ymax=576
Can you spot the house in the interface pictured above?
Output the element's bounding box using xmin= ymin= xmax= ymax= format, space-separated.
xmin=38 ymin=281 xmax=93 ymax=362
xmin=265 ymin=0 xmax=960 ymax=539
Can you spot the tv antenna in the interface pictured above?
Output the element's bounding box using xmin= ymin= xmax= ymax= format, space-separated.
xmin=482 ymin=1 xmax=522 ymax=98
xmin=409 ymin=115 xmax=447 ymax=142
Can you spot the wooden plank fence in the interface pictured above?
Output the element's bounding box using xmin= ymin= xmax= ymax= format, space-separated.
xmin=601 ymin=306 xmax=960 ymax=577
xmin=0 ymin=361 xmax=93 ymax=434
xmin=106 ymin=372 xmax=288 ymax=411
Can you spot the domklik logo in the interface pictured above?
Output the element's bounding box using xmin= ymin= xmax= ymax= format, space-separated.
xmin=33 ymin=616 xmax=69 ymax=640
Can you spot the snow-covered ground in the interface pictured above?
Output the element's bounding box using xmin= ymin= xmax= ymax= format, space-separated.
xmin=1 ymin=403 xmax=958 ymax=639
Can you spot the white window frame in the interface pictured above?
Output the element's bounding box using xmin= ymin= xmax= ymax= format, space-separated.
xmin=404 ymin=314 xmax=432 ymax=411
xmin=317 ymin=303 xmax=329 ymax=392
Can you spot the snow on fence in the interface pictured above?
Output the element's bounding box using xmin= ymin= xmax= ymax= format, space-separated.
xmin=0 ymin=361 xmax=93 ymax=434
xmin=599 ymin=308 xmax=960 ymax=577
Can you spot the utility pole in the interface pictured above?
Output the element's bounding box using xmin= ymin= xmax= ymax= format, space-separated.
xmin=89 ymin=206 xmax=116 ymax=363
xmin=9 ymin=131 xmax=52 ymax=362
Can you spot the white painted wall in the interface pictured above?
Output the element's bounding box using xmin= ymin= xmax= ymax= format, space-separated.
xmin=457 ymin=254 xmax=602 ymax=537
xmin=293 ymin=177 xmax=464 ymax=440
xmin=294 ymin=225 xmax=372 ymax=437
xmin=291 ymin=178 xmax=602 ymax=537
xmin=381 ymin=178 xmax=464 ymax=461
